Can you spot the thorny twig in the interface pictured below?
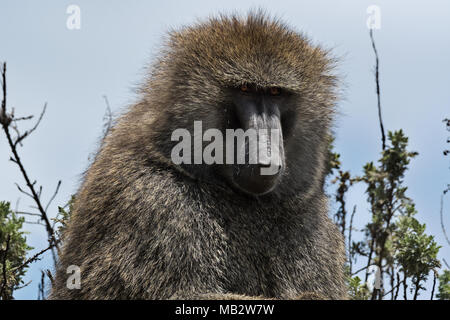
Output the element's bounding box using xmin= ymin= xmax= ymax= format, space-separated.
xmin=11 ymin=244 xmax=56 ymax=273
xmin=0 ymin=62 xmax=60 ymax=266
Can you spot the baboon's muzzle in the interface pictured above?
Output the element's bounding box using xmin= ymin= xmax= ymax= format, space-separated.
xmin=231 ymin=94 xmax=285 ymax=195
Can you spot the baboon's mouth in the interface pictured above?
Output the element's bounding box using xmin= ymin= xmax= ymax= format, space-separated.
xmin=232 ymin=163 xmax=284 ymax=196
xmin=230 ymin=132 xmax=285 ymax=195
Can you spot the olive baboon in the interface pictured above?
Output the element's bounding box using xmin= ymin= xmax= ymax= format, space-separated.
xmin=50 ymin=12 xmax=347 ymax=299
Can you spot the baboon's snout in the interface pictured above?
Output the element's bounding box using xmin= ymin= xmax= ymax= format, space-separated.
xmin=230 ymin=89 xmax=285 ymax=195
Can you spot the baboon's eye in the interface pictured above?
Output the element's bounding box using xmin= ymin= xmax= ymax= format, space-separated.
xmin=269 ymin=87 xmax=282 ymax=96
xmin=240 ymin=84 xmax=251 ymax=93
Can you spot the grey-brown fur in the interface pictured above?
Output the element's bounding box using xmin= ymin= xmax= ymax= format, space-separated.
xmin=50 ymin=12 xmax=346 ymax=300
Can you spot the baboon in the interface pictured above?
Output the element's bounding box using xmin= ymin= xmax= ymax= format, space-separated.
xmin=50 ymin=12 xmax=347 ymax=300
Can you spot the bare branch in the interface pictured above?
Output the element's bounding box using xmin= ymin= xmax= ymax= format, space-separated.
xmin=348 ymin=205 xmax=356 ymax=274
xmin=369 ymin=29 xmax=386 ymax=151
xmin=0 ymin=63 xmax=59 ymax=258
xmin=102 ymin=95 xmax=113 ymax=141
xmin=14 ymin=280 xmax=32 ymax=290
xmin=443 ymin=258 xmax=450 ymax=269
xmin=14 ymin=183 xmax=33 ymax=199
xmin=11 ymin=244 xmax=57 ymax=273
xmin=23 ymin=220 xmax=46 ymax=226
xmin=15 ymin=211 xmax=41 ymax=217
xmin=352 ymin=262 xmax=388 ymax=277
xmin=12 ymin=115 xmax=33 ymax=122
xmin=11 ymin=124 xmax=23 ymax=146
xmin=13 ymin=103 xmax=47 ymax=148
xmin=0 ymin=63 xmax=7 ymax=126
xmin=430 ymin=270 xmax=437 ymax=300
xmin=14 ymin=197 xmax=21 ymax=213
xmin=45 ymin=180 xmax=62 ymax=212
xmin=45 ymin=269 xmax=54 ymax=286
xmin=383 ymin=277 xmax=402 ymax=298
xmin=38 ymin=185 xmax=43 ymax=199
xmin=394 ymin=273 xmax=400 ymax=300
xmin=37 ymin=271 xmax=45 ymax=300
xmin=440 ymin=193 xmax=450 ymax=246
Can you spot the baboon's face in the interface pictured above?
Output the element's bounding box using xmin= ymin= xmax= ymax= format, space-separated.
xmin=148 ymin=15 xmax=336 ymax=197
xmin=223 ymin=84 xmax=293 ymax=196
xmin=165 ymin=80 xmax=301 ymax=197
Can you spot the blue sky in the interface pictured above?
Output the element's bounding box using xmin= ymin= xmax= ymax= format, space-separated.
xmin=0 ymin=0 xmax=449 ymax=299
